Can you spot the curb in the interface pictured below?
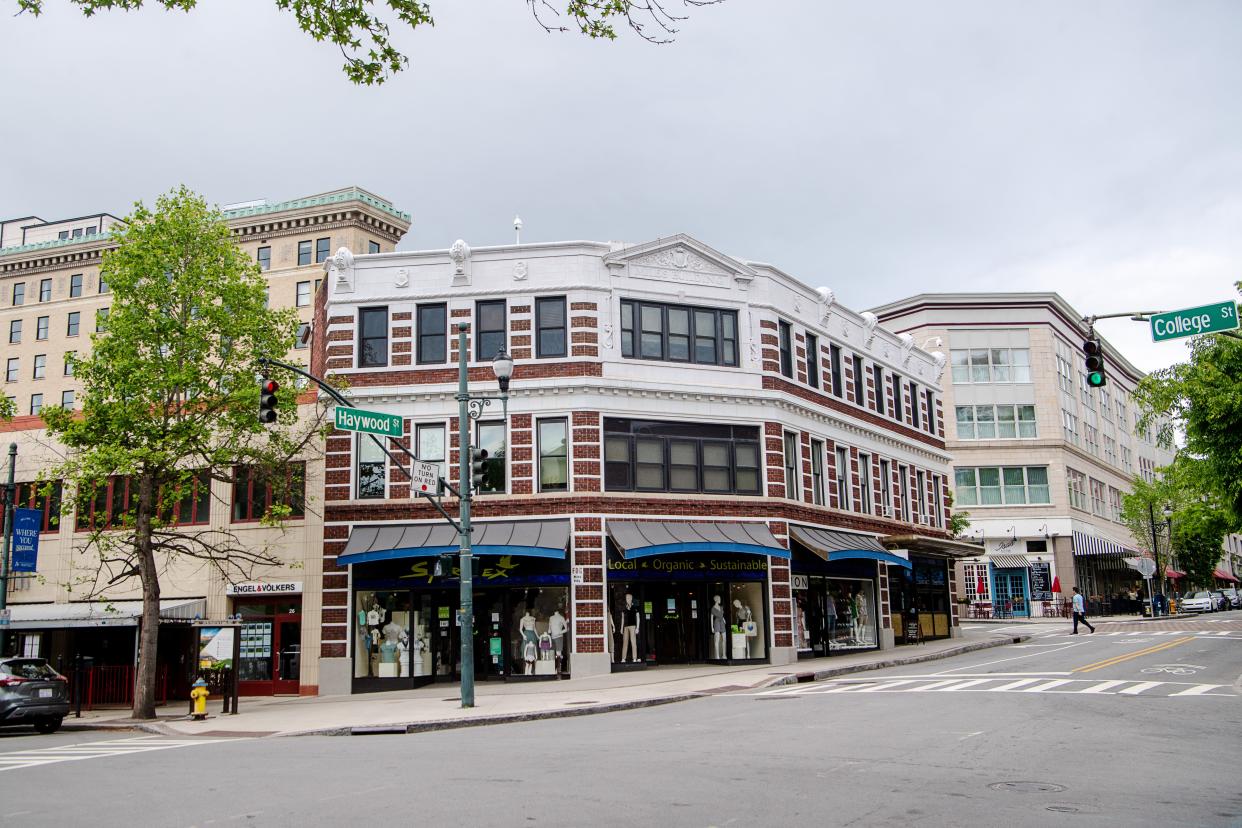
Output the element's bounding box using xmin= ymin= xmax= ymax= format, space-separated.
xmin=58 ymin=635 xmax=1026 ymax=739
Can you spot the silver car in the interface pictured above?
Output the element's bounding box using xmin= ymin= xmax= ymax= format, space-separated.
xmin=1180 ymin=591 xmax=1216 ymax=613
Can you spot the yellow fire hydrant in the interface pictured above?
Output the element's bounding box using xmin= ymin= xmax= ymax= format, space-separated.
xmin=190 ymin=678 xmax=210 ymax=721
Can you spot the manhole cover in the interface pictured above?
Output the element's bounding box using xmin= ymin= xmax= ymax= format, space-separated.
xmin=989 ymin=781 xmax=1067 ymax=793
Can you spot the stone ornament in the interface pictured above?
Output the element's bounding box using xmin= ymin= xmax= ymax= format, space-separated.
xmin=395 ymin=268 xmax=409 ymax=288
xmin=325 ymin=246 xmax=355 ymax=293
xmin=860 ymin=311 xmax=878 ymax=349
xmin=898 ymin=333 xmax=915 ymax=366
xmin=817 ymin=286 xmax=834 ymax=324
xmin=449 ymin=238 xmax=471 ymax=286
xmin=513 ymin=261 xmax=528 ymax=281
xmin=931 ymin=351 xmax=947 ymax=381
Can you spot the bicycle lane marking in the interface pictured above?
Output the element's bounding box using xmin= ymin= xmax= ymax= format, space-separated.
xmin=1072 ymin=636 xmax=1196 ymax=674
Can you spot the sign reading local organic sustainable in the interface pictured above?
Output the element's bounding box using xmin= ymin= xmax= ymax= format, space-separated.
xmin=1150 ymin=300 xmax=1240 ymax=342
xmin=10 ymin=508 xmax=42 ymax=573
xmin=333 ymin=406 xmax=403 ymax=438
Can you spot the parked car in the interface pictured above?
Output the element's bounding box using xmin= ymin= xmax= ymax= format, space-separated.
xmin=1218 ymin=587 xmax=1241 ymax=610
xmin=0 ymin=658 xmax=70 ymax=733
xmin=1179 ymin=591 xmax=1217 ymax=613
xmin=1211 ymin=590 xmax=1235 ymax=612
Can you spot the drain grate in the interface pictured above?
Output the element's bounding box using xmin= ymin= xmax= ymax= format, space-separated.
xmin=564 ymin=701 xmax=599 ymax=706
xmin=989 ymin=782 xmax=1067 ymax=794
xmin=754 ymin=695 xmax=801 ymax=700
xmin=1047 ymin=805 xmax=1080 ymax=813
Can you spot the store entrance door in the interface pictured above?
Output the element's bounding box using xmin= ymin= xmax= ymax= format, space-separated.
xmin=235 ymin=598 xmax=302 ymax=696
xmin=648 ymin=584 xmax=702 ymax=664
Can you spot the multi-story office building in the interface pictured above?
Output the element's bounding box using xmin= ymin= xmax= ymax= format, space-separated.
xmin=313 ymin=234 xmax=973 ymax=695
xmin=872 ymin=293 xmax=1176 ymax=616
xmin=0 ymin=188 xmax=410 ymax=699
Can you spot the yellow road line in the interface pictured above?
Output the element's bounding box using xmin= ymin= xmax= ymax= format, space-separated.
xmin=1073 ymin=636 xmax=1196 ymax=673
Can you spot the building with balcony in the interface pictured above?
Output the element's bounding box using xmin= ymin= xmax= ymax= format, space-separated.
xmin=313 ymin=234 xmax=972 ymax=695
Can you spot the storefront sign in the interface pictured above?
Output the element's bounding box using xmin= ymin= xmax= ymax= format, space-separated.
xmin=791 ymin=574 xmax=809 ymax=590
xmin=198 ymin=626 xmax=235 ymax=670
xmin=1029 ymin=562 xmax=1053 ymax=601
xmin=606 ymin=552 xmax=768 ymax=581
xmin=10 ymin=508 xmax=42 ymax=573
xmin=226 ymin=581 xmax=303 ymax=595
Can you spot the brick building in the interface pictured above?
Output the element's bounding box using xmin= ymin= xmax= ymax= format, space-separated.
xmin=315 ymin=234 xmax=971 ymax=694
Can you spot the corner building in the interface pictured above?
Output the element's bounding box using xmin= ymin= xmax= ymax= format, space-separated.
xmin=317 ymin=234 xmax=968 ymax=694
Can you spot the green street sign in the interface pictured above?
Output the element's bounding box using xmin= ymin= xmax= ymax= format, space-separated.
xmin=333 ymin=406 xmax=403 ymax=437
xmin=1150 ymin=300 xmax=1240 ymax=342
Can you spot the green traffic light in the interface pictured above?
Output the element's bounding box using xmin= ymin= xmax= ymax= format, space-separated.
xmin=1088 ymin=371 xmax=1106 ymax=387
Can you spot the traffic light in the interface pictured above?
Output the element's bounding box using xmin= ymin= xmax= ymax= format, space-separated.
xmin=1083 ymin=337 xmax=1106 ymax=388
xmin=470 ymin=448 xmax=489 ymax=491
xmin=258 ymin=378 xmax=279 ymax=424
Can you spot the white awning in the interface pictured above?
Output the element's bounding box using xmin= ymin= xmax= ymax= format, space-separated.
xmin=5 ymin=599 xmax=206 ymax=630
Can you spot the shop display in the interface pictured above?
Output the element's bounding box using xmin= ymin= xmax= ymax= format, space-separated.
xmin=547 ymin=609 xmax=568 ymax=671
xmin=710 ymin=595 xmax=727 ymax=659
xmin=618 ymin=593 xmax=641 ymax=662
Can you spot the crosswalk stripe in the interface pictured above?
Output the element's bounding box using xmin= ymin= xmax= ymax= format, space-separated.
xmin=1118 ymin=681 xmax=1164 ymax=695
xmin=1080 ymin=680 xmax=1128 ymax=694
xmin=990 ymin=678 xmax=1043 ymax=691
xmin=909 ymin=679 xmax=971 ymax=692
xmin=0 ymin=737 xmax=241 ymax=773
xmin=1022 ymin=679 xmax=1074 ymax=692
xmin=931 ymin=679 xmax=992 ymax=691
xmin=858 ymin=680 xmax=922 ymax=692
xmin=1170 ymin=684 xmax=1225 ymax=696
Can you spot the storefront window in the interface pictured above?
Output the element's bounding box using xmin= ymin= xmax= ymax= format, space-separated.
xmin=827 ymin=579 xmax=876 ymax=651
xmin=509 ymin=587 xmax=569 ymax=676
xmin=354 ymin=591 xmax=418 ymax=679
xmin=726 ymin=581 xmax=765 ymax=660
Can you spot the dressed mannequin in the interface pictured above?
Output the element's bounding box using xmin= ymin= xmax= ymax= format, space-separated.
xmin=547 ymin=609 xmax=568 ymax=670
xmin=733 ymin=599 xmax=755 ymax=657
xmin=366 ymin=600 xmax=382 ymax=627
xmin=825 ymin=592 xmax=838 ymax=650
xmin=854 ymin=589 xmax=870 ymax=643
xmin=519 ymin=609 xmax=539 ymax=649
xmin=792 ymin=596 xmax=807 ymax=650
xmin=850 ymin=590 xmax=862 ymax=643
xmin=523 ymin=636 xmax=538 ymax=674
xmin=710 ymin=595 xmax=727 ymax=659
xmin=619 ymin=593 xmax=640 ymax=663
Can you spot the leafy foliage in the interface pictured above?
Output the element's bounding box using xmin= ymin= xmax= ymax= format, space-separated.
xmin=16 ymin=0 xmax=722 ymax=85
xmin=1171 ymin=500 xmax=1233 ymax=588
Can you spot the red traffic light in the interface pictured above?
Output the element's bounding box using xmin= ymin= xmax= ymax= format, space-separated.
xmin=262 ymin=379 xmax=279 ymax=394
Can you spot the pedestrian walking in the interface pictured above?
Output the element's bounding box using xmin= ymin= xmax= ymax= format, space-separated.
xmin=1071 ymin=586 xmax=1095 ymax=634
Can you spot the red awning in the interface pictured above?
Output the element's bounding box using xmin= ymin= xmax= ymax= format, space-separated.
xmin=1165 ymin=568 xmax=1186 ymax=579
xmin=1213 ymin=569 xmax=1239 ymax=583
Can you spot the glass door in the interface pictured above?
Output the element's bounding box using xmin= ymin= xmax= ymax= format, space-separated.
xmin=274 ymin=615 xmax=301 ymax=694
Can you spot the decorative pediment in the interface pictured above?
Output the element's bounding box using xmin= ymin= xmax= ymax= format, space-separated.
xmin=603 ymin=234 xmax=758 ymax=290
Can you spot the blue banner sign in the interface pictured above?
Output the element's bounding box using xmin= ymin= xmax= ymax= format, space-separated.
xmin=10 ymin=508 xmax=42 ymax=573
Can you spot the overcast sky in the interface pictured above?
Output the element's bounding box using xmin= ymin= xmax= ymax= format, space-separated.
xmin=3 ymin=0 xmax=1240 ymax=372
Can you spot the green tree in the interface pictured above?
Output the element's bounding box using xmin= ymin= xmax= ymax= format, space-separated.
xmin=1119 ymin=474 xmax=1180 ymax=596
xmin=1171 ymin=500 xmax=1233 ymax=588
xmin=16 ymin=0 xmax=723 ymax=85
xmin=40 ymin=187 xmax=325 ymax=719
xmin=0 ymin=396 xmax=13 ymax=421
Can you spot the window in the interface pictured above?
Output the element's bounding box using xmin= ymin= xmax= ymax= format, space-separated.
xmin=783 ymin=432 xmax=799 ymax=500
xmin=296 ymin=281 xmax=311 ymax=307
xmin=829 ymin=344 xmax=843 ymax=397
xmin=1089 ymin=478 xmax=1107 ymax=517
xmin=476 ymin=421 xmax=507 ymax=494
xmin=60 ymin=389 xmax=74 ymax=409
xmin=295 ymin=322 xmax=310 ymax=349
xmin=32 ymin=354 xmax=45 ymax=379
xmin=416 ymin=424 xmax=446 ymax=485
xmin=538 ymin=418 xmax=568 ymax=492
xmin=99 ymin=275 xmax=109 ymax=294
xmin=1108 ymin=486 xmax=1123 ymax=523
xmin=810 ymin=439 xmax=825 ymax=506
xmin=72 ymin=228 xmax=81 ymax=238
xmin=852 ymin=355 xmax=865 ymax=406
xmin=368 ymin=240 xmax=381 ymax=254
xmin=11 ymin=283 xmax=24 ymax=306
xmin=949 ymin=348 xmax=1031 ymax=384
xmin=955 ymin=466 xmax=1050 ymax=506
xmin=358 ymin=307 xmax=389 ymax=368
xmin=36 ymin=316 xmax=48 ymax=341
xmin=898 ymin=465 xmax=910 ymax=522
xmin=10 ymin=319 xmax=21 ymax=344
xmin=476 ymin=300 xmax=507 ymax=361
xmin=603 ymin=419 xmax=761 ymax=496
xmin=58 ymin=230 xmax=68 ymax=240
xmin=1062 ymin=409 xmax=1079 ymax=445
xmin=931 ymin=474 xmax=942 ymax=527
xmin=417 ymin=303 xmax=447 ymax=364
xmin=909 ymin=382 xmax=920 ymax=429
xmin=620 ymin=299 xmax=738 ymax=367
xmin=67 ymin=311 xmax=80 ymax=337
xmin=315 ymin=237 xmax=331 ymax=264
xmin=39 ymin=278 xmax=51 ymax=302
xmin=1104 ymin=436 xmax=1117 ymax=467
xmin=63 ymin=352 xmax=74 ymax=376
xmin=356 ymin=435 xmax=387 ymax=499
xmin=256 ymin=246 xmax=271 ymax=271
xmin=535 ymin=297 xmax=567 ymax=358
xmin=1121 ymin=445 xmax=1133 ymax=473
xmin=29 ymin=393 xmax=42 ymax=415
xmin=963 ymin=562 xmax=990 ymax=602
xmin=297 ymin=240 xmax=312 ymax=266
xmin=232 ymin=463 xmax=305 ymax=522
xmin=956 ymin=405 xmax=1037 ymax=439
xmin=1099 ymin=388 xmax=1112 ymax=421
xmin=1066 ymin=468 xmax=1086 ymax=510
xmin=5 ymin=358 xmax=18 ymax=383
xmin=859 ymin=453 xmax=873 ymax=515
xmin=778 ymin=321 xmax=793 ymax=378
xmin=16 ymin=480 xmax=62 ymax=533
xmin=96 ymin=307 xmax=108 ymax=332
xmin=805 ymin=333 xmax=819 ymax=388
xmin=915 ymin=470 xmax=926 ymax=522
xmin=925 ymin=390 xmax=936 ymax=434
xmin=834 ymin=446 xmax=851 ymax=511
xmin=1084 ymin=424 xmax=1099 ymax=456
xmin=150 ymin=470 xmax=213 ymax=526
xmin=873 ymin=365 xmax=885 ymax=415
xmin=879 ymin=459 xmax=892 ymax=517
xmin=69 ymin=274 xmax=83 ymax=298
xmin=892 ymin=374 xmax=903 ymax=422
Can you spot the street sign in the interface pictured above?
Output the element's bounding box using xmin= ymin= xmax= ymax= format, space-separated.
xmin=1150 ymin=300 xmax=1240 ymax=342
xmin=409 ymin=460 xmax=440 ymax=495
xmin=333 ymin=406 xmax=403 ymax=438
xmin=0 ymin=608 xmax=10 ymax=627
xmin=1134 ymin=558 xmax=1157 ymax=578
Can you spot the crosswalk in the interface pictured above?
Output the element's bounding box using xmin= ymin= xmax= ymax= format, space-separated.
xmin=964 ymin=626 xmax=1242 ymax=641
xmin=0 ymin=735 xmax=242 ymax=772
xmin=750 ymin=675 xmax=1236 ymax=699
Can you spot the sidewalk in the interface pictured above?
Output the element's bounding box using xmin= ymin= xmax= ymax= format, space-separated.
xmin=62 ymin=628 xmax=1027 ymax=739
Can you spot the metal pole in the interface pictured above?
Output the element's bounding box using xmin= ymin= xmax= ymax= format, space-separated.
xmin=1147 ymin=503 xmax=1161 ymax=617
xmin=456 ymin=324 xmax=475 ymax=709
xmin=0 ymin=443 xmax=17 ymax=656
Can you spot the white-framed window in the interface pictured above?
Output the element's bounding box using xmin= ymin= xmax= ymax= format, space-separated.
xmin=915 ymin=470 xmax=926 ymax=523
xmin=950 ymin=348 xmax=1032 ymax=384
xmin=1067 ymin=467 xmax=1087 ymax=510
xmin=1056 ymin=354 xmax=1074 ymax=394
xmin=783 ymin=432 xmax=800 ymax=501
xmin=898 ymin=464 xmax=910 ymax=522
xmin=963 ymin=562 xmax=991 ymax=603
xmin=356 ymin=433 xmax=387 ymax=499
xmin=1121 ymin=444 xmax=1133 ymax=473
xmin=1104 ymin=436 xmax=1117 ymax=467
xmin=296 ymin=281 xmax=312 ymax=307
xmin=834 ymin=445 xmax=851 ymax=511
xmin=1084 ymin=424 xmax=1099 ymax=456
xmin=1079 ymin=373 xmax=1094 ymax=408
xmin=810 ymin=438 xmax=825 ymax=506
xmin=1062 ymin=409 xmax=1079 ymax=445
xmin=878 ymin=458 xmax=892 ymax=517
xmin=858 ymin=453 xmax=872 ymax=515
xmin=955 ymin=466 xmax=1051 ymax=506
xmin=19 ymin=633 xmax=41 ymax=658
xmin=416 ymin=423 xmax=447 ymax=486
xmin=931 ymin=474 xmax=943 ymax=527
xmin=1108 ymin=486 xmax=1124 ymax=523
xmin=956 ymin=405 xmax=1036 ymax=439
xmin=1089 ymin=478 xmax=1107 ymax=516
xmin=537 ymin=418 xmax=568 ymax=493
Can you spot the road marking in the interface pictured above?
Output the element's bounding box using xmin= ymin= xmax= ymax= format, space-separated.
xmin=958 ymin=730 xmax=986 ymax=741
xmin=909 ymin=679 xmax=971 ymax=691
xmin=1079 ymin=680 xmax=1128 ymax=694
xmin=747 ymin=677 xmax=1235 ymax=698
xmin=0 ymin=736 xmax=241 ymax=772
xmin=931 ymin=679 xmax=994 ymax=691
xmin=1170 ymin=684 xmax=1226 ymax=696
xmin=1073 ymin=636 xmax=1196 ymax=673
xmin=1022 ymin=679 xmax=1074 ymax=692
xmin=989 ymin=678 xmax=1042 ymax=691
xmin=1118 ymin=681 xmax=1164 ymax=695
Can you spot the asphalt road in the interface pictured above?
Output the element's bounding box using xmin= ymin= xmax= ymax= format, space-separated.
xmin=1 ymin=613 xmax=1239 ymax=828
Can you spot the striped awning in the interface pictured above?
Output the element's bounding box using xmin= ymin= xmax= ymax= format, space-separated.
xmin=607 ymin=521 xmax=789 ymax=560
xmin=5 ymin=598 xmax=206 ymax=630
xmin=990 ymin=554 xmax=1030 ymax=569
xmin=1072 ymin=530 xmax=1136 ymax=558
xmin=790 ymin=525 xmax=911 ymax=570
xmin=338 ymin=520 xmax=570 ymax=566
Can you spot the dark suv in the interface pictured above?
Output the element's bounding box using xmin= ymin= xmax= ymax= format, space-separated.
xmin=0 ymin=658 xmax=70 ymax=733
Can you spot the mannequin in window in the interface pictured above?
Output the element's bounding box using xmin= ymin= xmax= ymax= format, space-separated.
xmin=547 ymin=609 xmax=568 ymax=670
xmin=619 ymin=593 xmax=640 ymax=662
xmin=733 ymin=598 xmax=754 ymax=657
xmin=825 ymin=591 xmax=838 ymax=649
xmin=519 ymin=609 xmax=539 ymax=653
xmin=710 ymin=595 xmax=727 ymax=659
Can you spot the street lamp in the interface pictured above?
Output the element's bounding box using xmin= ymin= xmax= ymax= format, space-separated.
xmin=455 ymin=324 xmax=511 ymax=708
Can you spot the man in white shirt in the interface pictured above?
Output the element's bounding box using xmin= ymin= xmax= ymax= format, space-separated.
xmin=1071 ymin=586 xmax=1095 ymax=634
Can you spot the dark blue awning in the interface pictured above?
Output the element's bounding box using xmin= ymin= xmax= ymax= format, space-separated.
xmin=337 ymin=520 xmax=570 ymax=567
xmin=790 ymin=525 xmax=911 ymax=570
xmin=607 ymin=521 xmax=789 ymax=560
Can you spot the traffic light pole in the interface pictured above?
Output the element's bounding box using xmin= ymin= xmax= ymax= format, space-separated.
xmin=456 ymin=325 xmax=476 ymax=709
xmin=0 ymin=444 xmax=17 ymax=656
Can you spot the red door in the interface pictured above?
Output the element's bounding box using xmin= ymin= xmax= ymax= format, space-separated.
xmin=237 ymin=612 xmax=302 ymax=696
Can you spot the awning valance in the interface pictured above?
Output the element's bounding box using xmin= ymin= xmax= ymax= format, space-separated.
xmin=880 ymin=534 xmax=983 ymax=559
xmin=990 ymin=554 xmax=1030 ymax=569
xmin=607 ymin=521 xmax=789 ymax=560
xmin=1072 ymin=530 xmax=1137 ymax=558
xmin=1213 ymin=569 xmax=1239 ymax=583
xmin=338 ymin=520 xmax=570 ymax=567
xmin=790 ymin=525 xmax=910 ymax=570
xmin=6 ymin=598 xmax=206 ymax=630
xmin=1165 ymin=568 xmax=1186 ymax=579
